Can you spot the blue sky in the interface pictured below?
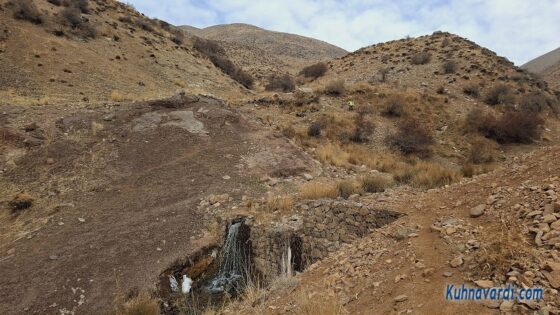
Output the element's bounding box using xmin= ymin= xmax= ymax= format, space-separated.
xmin=124 ymin=0 xmax=560 ymax=65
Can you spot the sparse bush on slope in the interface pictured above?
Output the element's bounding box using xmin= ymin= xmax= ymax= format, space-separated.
xmin=484 ymin=85 xmax=515 ymax=106
xmin=299 ymin=62 xmax=327 ymax=78
xmin=411 ymin=52 xmax=431 ymax=65
xmin=442 ymin=60 xmax=457 ymax=74
xmin=193 ymin=37 xmax=254 ymax=89
xmin=323 ymin=80 xmax=345 ymax=96
xmin=265 ymin=74 xmax=295 ymax=92
xmin=467 ymin=109 xmax=543 ymax=144
xmin=387 ymin=119 xmax=434 ymax=157
xmin=382 ymin=95 xmax=406 ymax=117
xmin=12 ymin=0 xmax=43 ymax=24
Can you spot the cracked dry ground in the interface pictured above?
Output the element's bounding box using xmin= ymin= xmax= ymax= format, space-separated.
xmin=258 ymin=146 xmax=560 ymax=315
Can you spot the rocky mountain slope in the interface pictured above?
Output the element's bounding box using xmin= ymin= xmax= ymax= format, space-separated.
xmin=522 ymin=47 xmax=560 ymax=90
xmin=180 ymin=23 xmax=347 ymax=75
xmin=2 ymin=2 xmax=560 ymax=315
xmin=0 ymin=0 xmax=244 ymax=105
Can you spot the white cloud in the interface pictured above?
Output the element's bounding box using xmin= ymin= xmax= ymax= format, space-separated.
xmin=126 ymin=0 xmax=560 ymax=64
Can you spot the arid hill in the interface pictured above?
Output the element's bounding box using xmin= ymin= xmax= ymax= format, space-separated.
xmin=180 ymin=23 xmax=347 ymax=75
xmin=523 ymin=47 xmax=560 ymax=90
xmin=0 ymin=0 xmax=245 ymax=105
xmin=523 ymin=47 xmax=560 ymax=74
xmin=2 ymin=2 xmax=560 ymax=315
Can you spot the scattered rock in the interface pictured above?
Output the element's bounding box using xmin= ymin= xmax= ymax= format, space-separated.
xmin=393 ymin=295 xmax=408 ymax=303
xmin=543 ymin=270 xmax=560 ymax=289
xmin=450 ymin=256 xmax=463 ymax=268
xmin=474 ymin=280 xmax=494 ymax=288
xmin=469 ymin=204 xmax=486 ymax=218
xmin=442 ymin=271 xmax=453 ymax=277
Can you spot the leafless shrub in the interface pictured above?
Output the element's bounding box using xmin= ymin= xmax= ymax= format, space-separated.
xmin=484 ymin=85 xmax=515 ymax=106
xmin=307 ymin=122 xmax=321 ymax=137
xmin=265 ymin=74 xmax=295 ymax=92
xmin=193 ymin=37 xmax=253 ymax=88
xmin=299 ymin=62 xmax=327 ymax=78
xmin=387 ymin=119 xmax=434 ymax=157
xmin=12 ymin=0 xmax=43 ymax=24
xmin=323 ymin=80 xmax=345 ymax=96
xmin=463 ymin=84 xmax=480 ymax=98
xmin=442 ymin=60 xmax=457 ymax=74
xmin=520 ymin=91 xmax=558 ymax=113
xmin=61 ymin=6 xmax=82 ymax=27
xmin=469 ymin=137 xmax=498 ymax=164
xmin=468 ymin=109 xmax=544 ymax=144
xmin=411 ymin=52 xmax=432 ymax=65
xmin=349 ymin=112 xmax=375 ymax=143
xmin=382 ymin=95 xmax=406 ymax=117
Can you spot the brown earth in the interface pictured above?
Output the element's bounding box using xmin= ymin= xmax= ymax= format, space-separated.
xmin=1 ymin=1 xmax=560 ymax=315
xmin=0 ymin=95 xmax=316 ymax=314
xmin=0 ymin=0 xmax=244 ymax=105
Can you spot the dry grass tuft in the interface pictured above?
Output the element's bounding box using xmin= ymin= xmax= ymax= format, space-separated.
xmin=337 ymin=179 xmax=362 ymax=199
xmin=317 ymin=144 xmax=350 ymax=167
xmin=266 ymin=194 xmax=295 ymax=212
xmin=299 ymin=181 xmax=338 ymax=200
xmin=394 ymin=161 xmax=460 ymax=188
xmin=360 ymin=174 xmax=394 ymax=193
xmin=110 ymin=90 xmax=132 ymax=102
xmin=295 ymin=290 xmax=344 ymax=315
xmin=113 ymin=291 xmax=160 ymax=315
xmin=473 ymin=214 xmax=535 ymax=279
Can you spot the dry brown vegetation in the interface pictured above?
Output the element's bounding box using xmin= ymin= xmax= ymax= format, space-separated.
xmin=265 ymin=74 xmax=296 ymax=92
xmin=484 ymin=84 xmax=515 ymax=106
xmin=360 ymin=175 xmax=394 ymax=193
xmin=299 ymin=62 xmax=328 ymax=79
xmin=468 ymin=109 xmax=544 ymax=144
xmin=193 ymin=37 xmax=254 ymax=88
xmin=266 ymin=194 xmax=295 ymax=212
xmin=469 ymin=137 xmax=498 ymax=164
xmin=381 ymin=95 xmax=406 ymax=117
xmin=323 ymin=80 xmax=346 ymax=96
xmin=386 ymin=119 xmax=434 ymax=157
xmin=11 ymin=0 xmax=43 ymax=24
xmin=294 ymin=290 xmax=344 ymax=315
xmin=442 ymin=60 xmax=457 ymax=74
xmin=112 ymin=291 xmax=160 ymax=315
xmin=299 ymin=181 xmax=338 ymax=199
xmin=462 ymin=83 xmax=480 ymax=98
xmin=411 ymin=51 xmax=432 ymax=65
